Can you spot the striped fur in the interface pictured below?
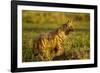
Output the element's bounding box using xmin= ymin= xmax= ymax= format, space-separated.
xmin=32 ymin=21 xmax=73 ymax=61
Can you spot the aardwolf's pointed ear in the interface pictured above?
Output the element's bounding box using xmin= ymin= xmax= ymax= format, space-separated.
xmin=67 ymin=20 xmax=70 ymax=24
xmin=67 ymin=20 xmax=73 ymax=26
xmin=67 ymin=20 xmax=71 ymax=24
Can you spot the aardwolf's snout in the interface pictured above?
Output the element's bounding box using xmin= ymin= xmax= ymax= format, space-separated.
xmin=69 ymin=25 xmax=74 ymax=31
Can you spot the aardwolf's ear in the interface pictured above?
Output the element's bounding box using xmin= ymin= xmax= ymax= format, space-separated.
xmin=67 ymin=20 xmax=71 ymax=24
xmin=67 ymin=20 xmax=70 ymax=24
xmin=67 ymin=20 xmax=73 ymax=26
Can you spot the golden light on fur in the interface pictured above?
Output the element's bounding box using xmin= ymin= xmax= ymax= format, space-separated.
xmin=32 ymin=21 xmax=74 ymax=61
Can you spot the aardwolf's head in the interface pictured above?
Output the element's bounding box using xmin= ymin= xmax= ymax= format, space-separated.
xmin=61 ymin=20 xmax=74 ymax=35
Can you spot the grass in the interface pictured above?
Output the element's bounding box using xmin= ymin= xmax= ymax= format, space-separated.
xmin=22 ymin=10 xmax=90 ymax=62
xmin=64 ymin=31 xmax=90 ymax=60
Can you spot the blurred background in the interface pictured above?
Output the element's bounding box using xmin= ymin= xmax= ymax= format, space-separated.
xmin=22 ymin=10 xmax=90 ymax=62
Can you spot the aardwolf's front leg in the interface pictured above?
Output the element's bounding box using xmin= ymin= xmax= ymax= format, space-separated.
xmin=55 ymin=44 xmax=64 ymax=56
